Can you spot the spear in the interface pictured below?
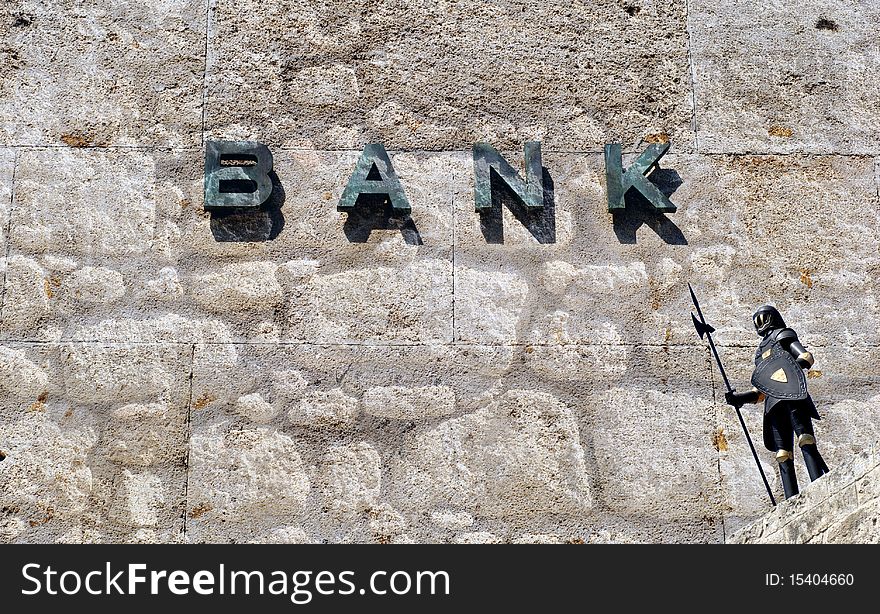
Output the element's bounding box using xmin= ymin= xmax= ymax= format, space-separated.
xmin=688 ymin=283 xmax=776 ymax=506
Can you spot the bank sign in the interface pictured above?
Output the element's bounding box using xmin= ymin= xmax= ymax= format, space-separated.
xmin=204 ymin=141 xmax=677 ymax=233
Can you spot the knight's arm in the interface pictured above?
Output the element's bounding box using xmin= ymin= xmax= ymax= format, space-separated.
xmin=777 ymin=328 xmax=815 ymax=369
xmin=725 ymin=387 xmax=765 ymax=407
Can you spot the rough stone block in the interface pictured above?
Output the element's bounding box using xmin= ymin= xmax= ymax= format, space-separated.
xmin=590 ymin=387 xmax=718 ymax=521
xmin=363 ymin=385 xmax=456 ymax=420
xmin=107 ymin=402 xmax=187 ymax=467
xmin=0 ymin=0 xmax=205 ymax=147
xmin=780 ymin=483 xmax=858 ymax=543
xmin=205 ymin=0 xmax=693 ymax=151
xmin=288 ymin=388 xmax=360 ymax=429
xmin=60 ymin=343 xmax=191 ymax=405
xmin=10 ymin=148 xmax=159 ymax=253
xmin=857 ymin=465 xmax=880 ymax=506
xmin=429 ymin=510 xmax=474 ymax=530
xmin=824 ymin=498 xmax=880 ymax=544
xmin=0 ymin=148 xmax=12 ymax=247
xmin=176 ymin=150 xmax=455 ymax=344
xmin=188 ymin=343 xmax=720 ymax=543
xmin=233 ymin=393 xmax=278 ymax=424
xmin=189 ymin=262 xmax=284 ymax=313
xmin=389 ymin=388 xmax=594 ymax=518
xmin=0 ymin=343 xmax=48 ymax=401
xmin=690 ymin=1 xmax=880 ymax=153
xmin=729 ymin=515 xmax=768 ymax=544
xmin=186 ymin=425 xmax=311 ymax=543
xmin=109 ymin=470 xmax=167 ymax=528
xmin=1 ymin=148 xmax=204 ymax=340
xmin=0 ymin=343 xmax=190 ymax=543
xmin=453 ymin=153 xmax=880 ymax=347
xmin=317 ymin=442 xmax=382 ymax=519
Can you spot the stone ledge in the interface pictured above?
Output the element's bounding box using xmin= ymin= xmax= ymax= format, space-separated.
xmin=729 ymin=443 xmax=879 ymax=544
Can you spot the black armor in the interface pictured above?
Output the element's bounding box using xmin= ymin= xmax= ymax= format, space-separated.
xmin=725 ymin=305 xmax=828 ymax=499
xmin=752 ymin=332 xmax=809 ymax=403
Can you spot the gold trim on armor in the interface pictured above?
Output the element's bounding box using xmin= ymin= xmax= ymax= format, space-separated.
xmin=762 ymin=349 xmax=772 ymax=359
xmin=770 ymin=368 xmax=788 ymax=383
xmin=797 ymin=434 xmax=816 ymax=447
xmin=797 ymin=351 xmax=815 ymax=367
xmin=776 ymin=450 xmax=793 ymax=463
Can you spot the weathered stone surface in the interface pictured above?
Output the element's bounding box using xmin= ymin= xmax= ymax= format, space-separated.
xmin=70 ymin=314 xmax=235 ymax=345
xmin=186 ymin=425 xmax=311 ymax=543
xmin=60 ymin=343 xmax=190 ymax=404
xmin=363 ymin=385 xmax=456 ymax=419
xmin=288 ymin=388 xmax=360 ymax=429
xmin=454 ymin=153 xmax=880 ymax=347
xmin=109 ymin=470 xmax=167 ymax=528
xmin=824 ymin=498 xmax=880 ymax=544
xmin=0 ymin=148 xmax=204 ymax=340
xmin=233 ymin=393 xmax=278 ymax=424
xmin=690 ymin=1 xmax=880 ymax=154
xmin=0 ymin=343 xmax=190 ymax=543
xmin=174 ymin=150 xmax=454 ymax=344
xmin=389 ymin=389 xmax=593 ymax=518
xmin=676 ymin=155 xmax=880 ymax=348
xmin=190 ymin=262 xmax=284 ymax=313
xmin=0 ymin=148 xmax=13 ymax=247
xmin=455 ymin=266 xmax=530 ymax=343
xmin=1 ymin=255 xmax=52 ymax=333
xmin=0 ymin=410 xmax=95 ymax=540
xmin=317 ymin=442 xmax=382 ymax=518
xmin=0 ymin=1 xmax=205 ymax=147
xmin=107 ymin=402 xmax=186 ymax=467
xmin=730 ymin=442 xmax=879 ymax=543
xmin=429 ymin=510 xmax=475 ymax=530
xmin=65 ymin=266 xmax=126 ymax=304
xmin=0 ymin=344 xmax=48 ymax=401
xmin=10 ymin=149 xmax=160 ymax=255
xmin=186 ymin=343 xmax=721 ymax=542
xmin=205 ymin=0 xmax=693 ymax=151
xmin=288 ymin=258 xmax=452 ymax=343
xmin=5 ymin=0 xmax=880 ymax=546
xmin=591 ymin=388 xmax=718 ymax=520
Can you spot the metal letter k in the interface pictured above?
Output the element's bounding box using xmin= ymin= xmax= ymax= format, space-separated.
xmin=604 ymin=142 xmax=676 ymax=213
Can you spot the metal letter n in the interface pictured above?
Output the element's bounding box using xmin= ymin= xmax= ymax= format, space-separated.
xmin=473 ymin=142 xmax=543 ymax=211
xmin=604 ymin=142 xmax=676 ymax=213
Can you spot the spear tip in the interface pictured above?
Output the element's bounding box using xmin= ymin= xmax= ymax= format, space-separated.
xmin=687 ymin=282 xmax=700 ymax=310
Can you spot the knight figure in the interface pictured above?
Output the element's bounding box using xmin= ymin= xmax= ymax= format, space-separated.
xmin=725 ymin=305 xmax=829 ymax=499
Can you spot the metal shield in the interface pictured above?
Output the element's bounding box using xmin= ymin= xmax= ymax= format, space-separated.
xmin=751 ymin=345 xmax=808 ymax=400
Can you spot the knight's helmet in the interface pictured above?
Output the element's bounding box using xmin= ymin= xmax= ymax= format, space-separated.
xmin=752 ymin=304 xmax=785 ymax=336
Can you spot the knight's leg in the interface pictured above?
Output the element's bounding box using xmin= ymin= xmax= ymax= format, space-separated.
xmin=791 ymin=407 xmax=828 ymax=481
xmin=770 ymin=408 xmax=799 ymax=499
xmin=776 ymin=450 xmax=799 ymax=499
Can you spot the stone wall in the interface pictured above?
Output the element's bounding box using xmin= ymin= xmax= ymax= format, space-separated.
xmin=731 ymin=443 xmax=879 ymax=543
xmin=1 ymin=1 xmax=879 ymax=543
